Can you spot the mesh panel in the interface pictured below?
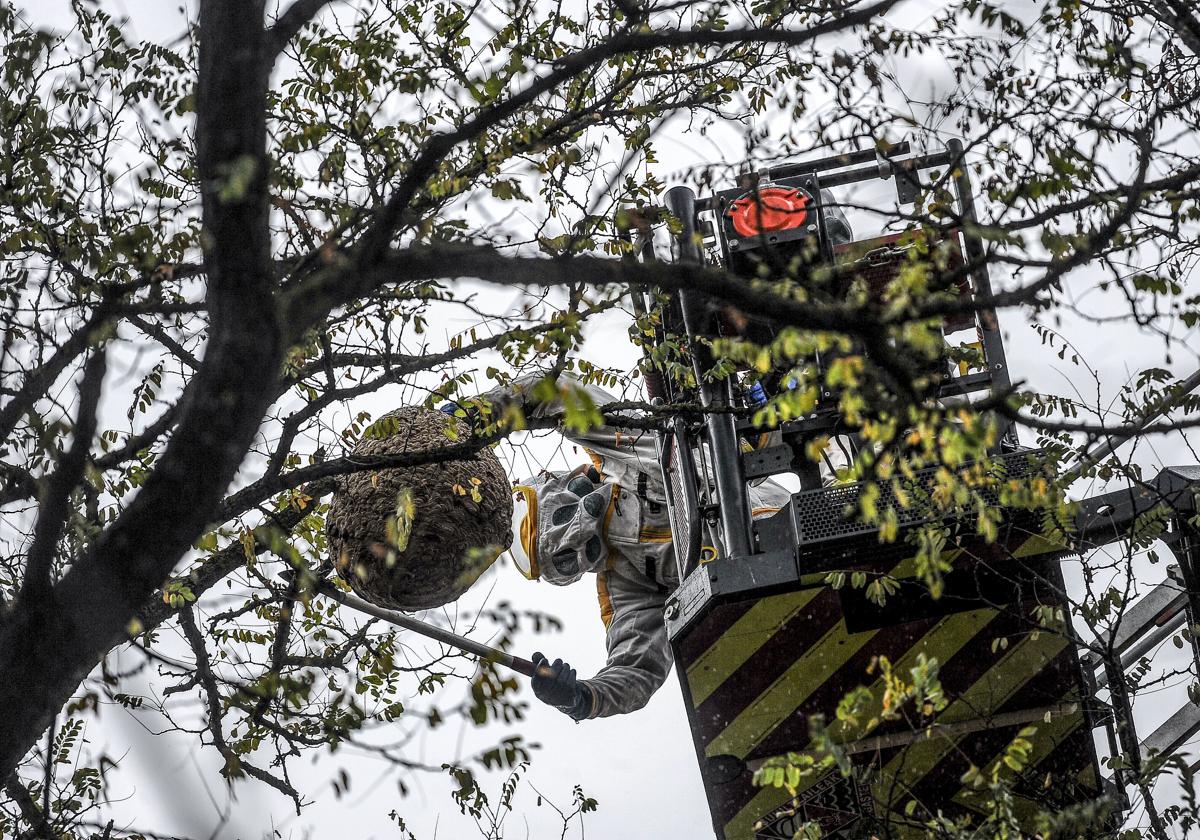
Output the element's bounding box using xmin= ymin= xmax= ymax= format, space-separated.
xmin=790 ymin=449 xmax=1045 ymax=548
xmin=666 ymin=434 xmax=692 ymax=546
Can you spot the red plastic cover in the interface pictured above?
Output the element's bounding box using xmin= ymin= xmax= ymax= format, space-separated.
xmin=727 ymin=186 xmax=810 ymax=238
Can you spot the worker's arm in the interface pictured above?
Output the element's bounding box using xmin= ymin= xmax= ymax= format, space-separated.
xmin=577 ymin=559 xmax=673 ymax=718
xmin=529 ymin=559 xmax=672 ymax=721
xmin=572 ymin=487 xmax=797 ymax=718
xmin=467 ymin=371 xmax=664 ymax=501
xmin=464 ymin=372 xmax=641 ymax=447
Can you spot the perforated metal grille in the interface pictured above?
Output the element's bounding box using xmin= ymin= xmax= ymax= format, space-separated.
xmin=666 ymin=434 xmax=692 ymax=546
xmin=790 ymin=449 xmax=1045 ymax=548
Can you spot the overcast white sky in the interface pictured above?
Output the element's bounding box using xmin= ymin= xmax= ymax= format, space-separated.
xmin=8 ymin=1 xmax=1200 ymax=838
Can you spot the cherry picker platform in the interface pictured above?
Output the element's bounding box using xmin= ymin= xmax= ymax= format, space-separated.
xmin=620 ymin=141 xmax=1200 ymax=838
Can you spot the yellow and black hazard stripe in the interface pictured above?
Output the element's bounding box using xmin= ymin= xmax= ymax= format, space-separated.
xmin=674 ymin=528 xmax=1099 ymax=840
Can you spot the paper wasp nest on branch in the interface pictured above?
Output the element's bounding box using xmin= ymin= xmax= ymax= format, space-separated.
xmin=326 ymin=407 xmax=513 ymax=611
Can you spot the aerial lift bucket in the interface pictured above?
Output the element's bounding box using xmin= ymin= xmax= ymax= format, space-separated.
xmin=621 ymin=141 xmax=1200 ymax=838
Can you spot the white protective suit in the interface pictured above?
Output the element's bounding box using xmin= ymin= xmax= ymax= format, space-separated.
xmin=478 ymin=374 xmax=789 ymax=718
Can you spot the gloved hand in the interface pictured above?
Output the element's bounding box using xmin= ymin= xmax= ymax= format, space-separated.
xmin=531 ymin=652 xmax=593 ymax=721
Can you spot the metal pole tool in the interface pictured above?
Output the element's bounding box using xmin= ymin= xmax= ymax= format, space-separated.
xmin=315 ymin=580 xmax=553 ymax=679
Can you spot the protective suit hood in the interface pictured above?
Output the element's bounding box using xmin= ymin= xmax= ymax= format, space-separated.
xmin=509 ymin=470 xmax=616 ymax=585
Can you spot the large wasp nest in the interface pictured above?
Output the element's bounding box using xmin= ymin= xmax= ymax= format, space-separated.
xmin=326 ymin=407 xmax=513 ymax=611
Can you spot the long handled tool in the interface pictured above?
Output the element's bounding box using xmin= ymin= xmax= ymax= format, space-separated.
xmin=315 ymin=580 xmax=552 ymax=679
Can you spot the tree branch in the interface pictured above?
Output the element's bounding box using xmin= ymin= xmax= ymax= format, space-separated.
xmin=266 ymin=0 xmax=333 ymax=58
xmin=21 ymin=348 xmax=107 ymax=600
xmin=0 ymin=463 xmax=40 ymax=507
xmin=4 ymin=774 xmax=53 ymax=840
xmin=92 ymin=405 xmax=180 ymax=472
xmin=289 ymin=242 xmax=871 ymax=335
xmin=283 ymin=0 xmax=904 ymax=324
xmin=178 ymin=608 xmax=304 ymax=812
xmin=267 ymin=309 xmax=613 ymax=478
xmin=135 ymin=478 xmax=337 ymax=637
xmin=0 ymin=310 xmax=108 ymax=443
xmin=128 ymin=315 xmax=200 ymax=371
xmin=218 ymin=416 xmax=562 ymax=521
xmin=218 ymin=402 xmax=661 ymax=521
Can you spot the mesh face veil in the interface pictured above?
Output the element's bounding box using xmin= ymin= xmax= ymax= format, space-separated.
xmin=507 ymin=471 xmax=616 ymax=586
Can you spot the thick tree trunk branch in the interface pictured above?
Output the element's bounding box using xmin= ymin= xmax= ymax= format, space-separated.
xmin=0 ymin=0 xmax=284 ymax=782
xmin=285 ymin=243 xmax=873 ymax=336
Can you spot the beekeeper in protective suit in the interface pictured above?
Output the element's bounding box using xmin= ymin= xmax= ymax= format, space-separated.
xmin=466 ymin=374 xmax=790 ymax=721
xmin=468 ymin=193 xmax=856 ymax=719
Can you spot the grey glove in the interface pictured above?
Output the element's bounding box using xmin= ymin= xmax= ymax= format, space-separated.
xmin=531 ymin=653 xmax=593 ymax=721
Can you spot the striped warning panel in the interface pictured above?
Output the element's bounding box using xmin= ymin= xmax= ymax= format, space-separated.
xmin=674 ymin=531 xmax=1104 ymax=839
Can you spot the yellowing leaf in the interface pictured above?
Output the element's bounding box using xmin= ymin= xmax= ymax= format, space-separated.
xmin=240 ymin=529 xmax=257 ymax=563
xmin=391 ymin=487 xmax=416 ymax=553
xmin=195 ymin=532 xmax=218 ymax=552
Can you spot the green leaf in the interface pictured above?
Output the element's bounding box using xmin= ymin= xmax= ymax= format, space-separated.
xmin=215 ymin=154 xmax=259 ymax=203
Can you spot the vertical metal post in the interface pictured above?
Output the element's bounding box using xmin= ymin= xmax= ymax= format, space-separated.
xmin=616 ymin=210 xmax=701 ymax=576
xmin=1171 ymin=522 xmax=1200 ymax=681
xmin=947 ymin=139 xmax=1016 ymax=450
xmin=665 ymin=186 xmax=753 ymax=558
xmin=617 ymin=218 xmax=667 ymax=403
